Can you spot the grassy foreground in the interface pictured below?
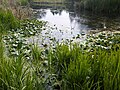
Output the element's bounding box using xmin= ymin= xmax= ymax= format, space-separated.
xmin=1 ymin=39 xmax=120 ymax=90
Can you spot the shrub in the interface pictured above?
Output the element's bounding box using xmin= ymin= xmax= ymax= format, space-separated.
xmin=0 ymin=9 xmax=19 ymax=32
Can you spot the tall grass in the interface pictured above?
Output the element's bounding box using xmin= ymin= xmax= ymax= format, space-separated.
xmin=80 ymin=0 xmax=120 ymax=14
xmin=0 ymin=8 xmax=44 ymax=90
xmin=0 ymin=23 xmax=4 ymax=61
xmin=48 ymin=43 xmax=120 ymax=90
xmin=1 ymin=38 xmax=120 ymax=90
xmin=0 ymin=0 xmax=29 ymax=6
xmin=65 ymin=48 xmax=120 ymax=90
xmin=0 ymin=56 xmax=33 ymax=90
xmin=0 ymin=9 xmax=19 ymax=32
xmin=0 ymin=28 xmax=37 ymax=90
xmin=17 ymin=0 xmax=30 ymax=6
xmin=48 ymin=44 xmax=81 ymax=80
xmin=0 ymin=43 xmax=44 ymax=90
xmin=0 ymin=0 xmax=31 ymax=19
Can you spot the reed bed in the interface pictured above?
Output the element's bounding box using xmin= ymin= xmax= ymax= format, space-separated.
xmin=1 ymin=40 xmax=120 ymax=90
xmin=80 ymin=0 xmax=120 ymax=14
xmin=48 ymin=44 xmax=120 ymax=90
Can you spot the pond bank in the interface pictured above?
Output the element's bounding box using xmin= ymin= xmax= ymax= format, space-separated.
xmin=0 ymin=1 xmax=120 ymax=90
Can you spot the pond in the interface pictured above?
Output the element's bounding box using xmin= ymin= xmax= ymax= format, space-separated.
xmin=28 ymin=2 xmax=120 ymax=47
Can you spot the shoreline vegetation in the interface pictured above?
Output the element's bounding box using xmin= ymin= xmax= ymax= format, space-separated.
xmin=0 ymin=0 xmax=120 ymax=90
xmin=0 ymin=0 xmax=32 ymax=19
xmin=32 ymin=0 xmax=120 ymax=15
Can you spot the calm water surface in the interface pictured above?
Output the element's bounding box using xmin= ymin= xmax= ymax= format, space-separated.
xmin=28 ymin=3 xmax=120 ymax=46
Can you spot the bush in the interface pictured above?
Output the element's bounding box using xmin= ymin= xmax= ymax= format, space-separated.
xmin=0 ymin=9 xmax=19 ymax=32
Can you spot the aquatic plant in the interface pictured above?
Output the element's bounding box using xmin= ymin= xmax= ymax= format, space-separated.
xmin=85 ymin=31 xmax=120 ymax=51
xmin=3 ymin=19 xmax=46 ymax=58
xmin=1 ymin=25 xmax=120 ymax=90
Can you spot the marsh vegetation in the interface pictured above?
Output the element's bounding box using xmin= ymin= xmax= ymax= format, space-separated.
xmin=0 ymin=0 xmax=120 ymax=90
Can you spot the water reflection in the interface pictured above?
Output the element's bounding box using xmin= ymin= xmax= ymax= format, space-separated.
xmin=33 ymin=6 xmax=120 ymax=31
xmin=35 ymin=9 xmax=89 ymax=31
xmin=28 ymin=8 xmax=89 ymax=48
xmin=29 ymin=2 xmax=120 ymax=47
xmin=34 ymin=9 xmax=46 ymax=19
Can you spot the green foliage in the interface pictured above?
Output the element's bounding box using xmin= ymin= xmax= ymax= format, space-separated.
xmin=17 ymin=0 xmax=30 ymax=6
xmin=0 ymin=31 xmax=3 ymax=60
xmin=80 ymin=0 xmax=120 ymax=14
xmin=31 ymin=44 xmax=43 ymax=61
xmin=0 ymin=9 xmax=19 ymax=32
xmin=48 ymin=44 xmax=81 ymax=80
xmin=48 ymin=44 xmax=120 ymax=90
xmin=1 ymin=34 xmax=120 ymax=90
xmin=3 ymin=19 xmax=46 ymax=58
xmin=0 ymin=5 xmax=120 ymax=90
xmin=85 ymin=32 xmax=120 ymax=51
xmin=65 ymin=51 xmax=91 ymax=90
xmin=0 ymin=56 xmax=31 ymax=90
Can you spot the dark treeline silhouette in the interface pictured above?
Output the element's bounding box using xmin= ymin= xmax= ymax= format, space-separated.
xmin=31 ymin=0 xmax=120 ymax=15
xmin=67 ymin=0 xmax=120 ymax=14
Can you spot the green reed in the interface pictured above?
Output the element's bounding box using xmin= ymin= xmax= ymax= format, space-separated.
xmin=1 ymin=37 xmax=120 ymax=90
xmin=48 ymin=43 xmax=120 ymax=90
xmin=0 ymin=9 xmax=19 ymax=32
